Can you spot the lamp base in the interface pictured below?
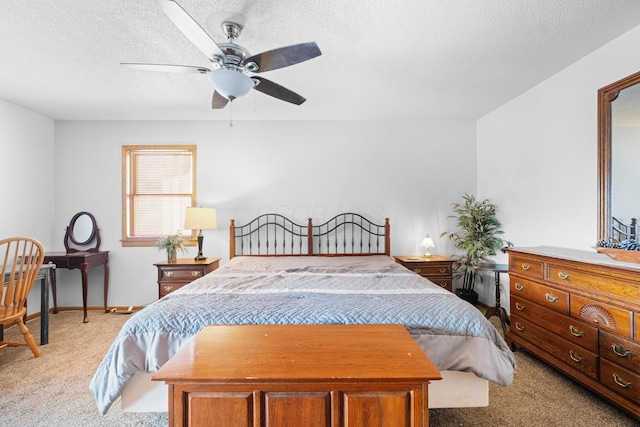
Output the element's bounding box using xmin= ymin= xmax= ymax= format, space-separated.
xmin=195 ymin=232 xmax=206 ymax=261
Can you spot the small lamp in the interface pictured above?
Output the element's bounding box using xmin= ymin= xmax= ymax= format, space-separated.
xmin=184 ymin=207 xmax=218 ymax=261
xmin=420 ymin=236 xmax=435 ymax=257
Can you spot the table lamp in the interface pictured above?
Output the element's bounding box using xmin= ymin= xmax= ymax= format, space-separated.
xmin=184 ymin=207 xmax=217 ymax=260
xmin=420 ymin=236 xmax=435 ymax=257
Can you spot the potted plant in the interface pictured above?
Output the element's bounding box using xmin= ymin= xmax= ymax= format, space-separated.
xmin=157 ymin=231 xmax=186 ymax=263
xmin=441 ymin=194 xmax=512 ymax=305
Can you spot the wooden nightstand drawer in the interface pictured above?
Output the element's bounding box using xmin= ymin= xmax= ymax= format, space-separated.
xmin=159 ymin=267 xmax=205 ymax=281
xmin=154 ymin=258 xmax=220 ymax=298
xmin=409 ymin=263 xmax=452 ymax=277
xmin=159 ymin=283 xmax=184 ymax=298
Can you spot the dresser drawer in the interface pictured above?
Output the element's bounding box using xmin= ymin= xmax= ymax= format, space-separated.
xmin=600 ymin=330 xmax=640 ymax=372
xmin=547 ymin=264 xmax=640 ymax=299
xmin=570 ymin=294 xmax=633 ymax=339
xmin=509 ymin=256 xmax=544 ymax=279
xmin=510 ymin=314 xmax=598 ymax=379
xmin=510 ymin=297 xmax=597 ymax=352
xmin=600 ymin=359 xmax=640 ymax=405
xmin=510 ymin=277 xmax=568 ymax=314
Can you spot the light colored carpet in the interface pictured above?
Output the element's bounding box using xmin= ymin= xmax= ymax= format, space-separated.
xmin=0 ymin=310 xmax=638 ymax=426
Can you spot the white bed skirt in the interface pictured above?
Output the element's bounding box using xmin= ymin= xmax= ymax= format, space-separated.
xmin=121 ymin=369 xmax=489 ymax=412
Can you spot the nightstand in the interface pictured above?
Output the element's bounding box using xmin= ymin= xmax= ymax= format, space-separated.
xmin=394 ymin=255 xmax=454 ymax=292
xmin=154 ymin=258 xmax=220 ymax=298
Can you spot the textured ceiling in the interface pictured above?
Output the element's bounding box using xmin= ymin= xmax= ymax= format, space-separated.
xmin=1 ymin=0 xmax=640 ymax=121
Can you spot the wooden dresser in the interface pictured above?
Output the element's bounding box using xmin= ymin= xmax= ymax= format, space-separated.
xmin=152 ymin=324 xmax=441 ymax=427
xmin=505 ymin=247 xmax=640 ymax=419
xmin=395 ymin=255 xmax=454 ymax=291
xmin=154 ymin=258 xmax=220 ymax=298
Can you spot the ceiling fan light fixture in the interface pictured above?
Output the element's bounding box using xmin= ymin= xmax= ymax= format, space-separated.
xmin=208 ymin=69 xmax=254 ymax=100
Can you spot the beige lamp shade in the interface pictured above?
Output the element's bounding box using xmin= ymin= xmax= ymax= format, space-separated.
xmin=184 ymin=207 xmax=217 ymax=260
xmin=184 ymin=207 xmax=217 ymax=230
xmin=420 ymin=236 xmax=435 ymax=257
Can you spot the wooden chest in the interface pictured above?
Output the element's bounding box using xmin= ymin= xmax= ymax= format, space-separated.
xmin=152 ymin=324 xmax=441 ymax=427
xmin=506 ymin=247 xmax=640 ymax=419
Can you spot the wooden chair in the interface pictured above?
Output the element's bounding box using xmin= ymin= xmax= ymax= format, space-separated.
xmin=0 ymin=237 xmax=45 ymax=357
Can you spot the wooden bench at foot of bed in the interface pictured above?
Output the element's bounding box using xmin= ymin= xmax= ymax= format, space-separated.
xmin=151 ymin=324 xmax=441 ymax=427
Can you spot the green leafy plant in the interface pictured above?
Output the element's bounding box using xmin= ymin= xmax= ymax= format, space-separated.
xmin=157 ymin=231 xmax=186 ymax=258
xmin=441 ymin=194 xmax=512 ymax=294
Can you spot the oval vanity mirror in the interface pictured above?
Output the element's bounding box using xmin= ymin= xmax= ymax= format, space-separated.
xmin=64 ymin=211 xmax=101 ymax=252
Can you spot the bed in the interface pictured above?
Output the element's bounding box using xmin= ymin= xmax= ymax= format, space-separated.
xmin=90 ymin=213 xmax=516 ymax=415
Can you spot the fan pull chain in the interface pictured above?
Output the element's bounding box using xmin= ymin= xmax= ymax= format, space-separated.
xmin=229 ymin=101 xmax=234 ymax=127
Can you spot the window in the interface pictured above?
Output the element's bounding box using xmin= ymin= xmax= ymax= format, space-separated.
xmin=122 ymin=145 xmax=197 ymax=246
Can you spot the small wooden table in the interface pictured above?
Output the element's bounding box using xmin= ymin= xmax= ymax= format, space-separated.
xmin=152 ymin=324 xmax=441 ymax=427
xmin=154 ymin=258 xmax=220 ymax=298
xmin=478 ymin=263 xmax=509 ymax=332
xmin=395 ymin=255 xmax=454 ymax=291
xmin=43 ymin=251 xmax=110 ymax=323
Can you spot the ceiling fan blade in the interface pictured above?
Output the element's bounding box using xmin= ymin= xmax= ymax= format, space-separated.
xmin=252 ymin=77 xmax=306 ymax=105
xmin=157 ymin=0 xmax=226 ymax=60
xmin=244 ymin=42 xmax=321 ymax=73
xmin=212 ymin=91 xmax=229 ymax=109
xmin=121 ymin=63 xmax=210 ymax=74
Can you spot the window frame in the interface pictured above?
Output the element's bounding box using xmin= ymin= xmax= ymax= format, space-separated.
xmin=121 ymin=144 xmax=197 ymax=247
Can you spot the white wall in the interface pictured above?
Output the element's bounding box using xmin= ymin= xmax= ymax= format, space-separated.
xmin=53 ymin=119 xmax=476 ymax=308
xmin=0 ymin=100 xmax=55 ymax=314
xmin=476 ymin=24 xmax=640 ymax=305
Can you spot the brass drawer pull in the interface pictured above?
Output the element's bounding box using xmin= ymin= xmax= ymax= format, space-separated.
xmin=569 ymin=325 xmax=585 ymax=337
xmin=545 ymin=293 xmax=559 ymax=303
xmin=558 ymin=272 xmax=570 ymax=280
xmin=438 ymin=268 xmax=447 ymax=273
xmin=612 ymin=344 xmax=633 ymax=358
xmin=515 ymin=283 xmax=525 ymax=291
xmin=521 ymin=263 xmax=531 ymax=271
xmin=569 ymin=350 xmax=584 ymax=363
xmin=515 ymin=322 xmax=525 ymax=331
xmin=163 ymin=285 xmax=173 ymax=292
xmin=413 ymin=268 xmax=421 ymax=274
xmin=164 ymin=271 xmax=174 ymax=278
xmin=613 ymin=373 xmax=633 ymax=389
xmin=515 ymin=302 xmax=526 ymax=311
xmin=191 ymin=271 xmax=201 ymax=277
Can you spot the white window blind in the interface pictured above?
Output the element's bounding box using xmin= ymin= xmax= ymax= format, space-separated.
xmin=122 ymin=145 xmax=196 ymax=246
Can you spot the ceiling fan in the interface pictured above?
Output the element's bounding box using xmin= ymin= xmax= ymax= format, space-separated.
xmin=122 ymin=0 xmax=322 ymax=109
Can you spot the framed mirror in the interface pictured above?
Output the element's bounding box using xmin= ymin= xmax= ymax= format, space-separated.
xmin=64 ymin=211 xmax=101 ymax=252
xmin=597 ymin=70 xmax=640 ymax=241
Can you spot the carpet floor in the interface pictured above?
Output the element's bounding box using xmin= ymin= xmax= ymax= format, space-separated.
xmin=0 ymin=310 xmax=638 ymax=426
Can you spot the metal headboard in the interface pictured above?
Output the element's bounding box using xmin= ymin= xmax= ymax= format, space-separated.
xmin=230 ymin=213 xmax=390 ymax=258
xmin=312 ymin=213 xmax=390 ymax=256
xmin=230 ymin=213 xmax=312 ymax=258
